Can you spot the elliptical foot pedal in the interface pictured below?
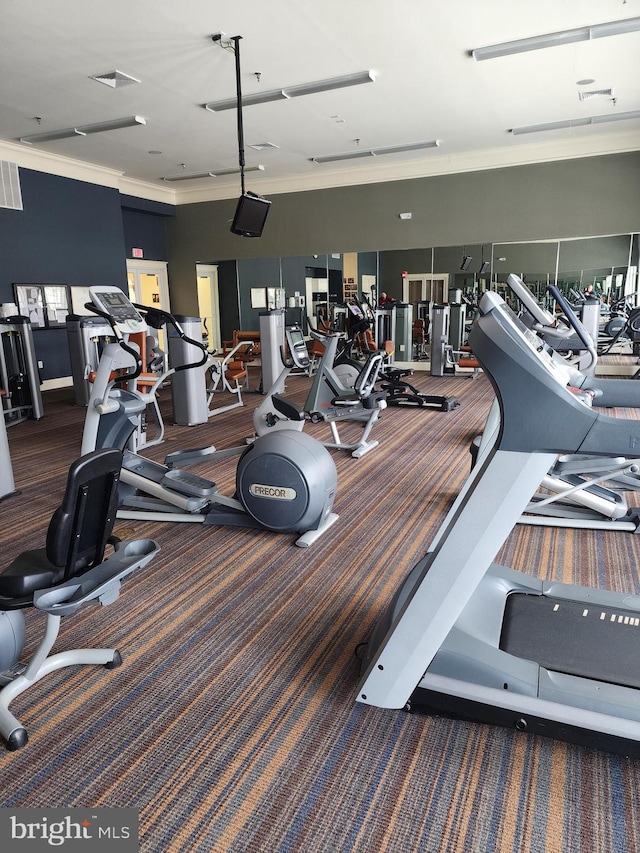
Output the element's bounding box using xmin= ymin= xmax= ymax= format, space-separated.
xmin=162 ymin=469 xmax=217 ymax=498
xmin=441 ymin=396 xmax=460 ymax=411
xmin=165 ymin=445 xmax=217 ymax=468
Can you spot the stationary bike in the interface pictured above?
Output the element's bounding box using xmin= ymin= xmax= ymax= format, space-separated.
xmin=0 ymin=448 xmax=159 ymax=749
xmin=81 ymin=287 xmax=339 ymax=548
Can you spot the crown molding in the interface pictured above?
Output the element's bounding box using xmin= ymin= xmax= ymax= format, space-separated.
xmin=171 ymin=129 xmax=640 ymax=204
xmin=0 ymin=139 xmax=178 ymax=204
xmin=0 ymin=138 xmax=124 ymax=188
xmin=1 ymin=129 xmax=638 ymax=207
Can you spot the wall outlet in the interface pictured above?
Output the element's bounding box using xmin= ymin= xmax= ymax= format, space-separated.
xmin=38 ymin=360 xmax=44 ymax=368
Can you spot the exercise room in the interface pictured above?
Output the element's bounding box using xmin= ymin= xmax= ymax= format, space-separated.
xmin=1 ymin=2 xmax=640 ymax=851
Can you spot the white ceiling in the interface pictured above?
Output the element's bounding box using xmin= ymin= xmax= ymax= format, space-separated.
xmin=1 ymin=0 xmax=639 ymax=204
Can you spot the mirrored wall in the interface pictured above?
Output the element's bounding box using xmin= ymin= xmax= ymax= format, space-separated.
xmin=213 ymin=233 xmax=639 ymax=333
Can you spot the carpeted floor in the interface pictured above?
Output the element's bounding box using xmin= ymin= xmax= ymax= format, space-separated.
xmin=1 ymin=365 xmax=640 ymax=852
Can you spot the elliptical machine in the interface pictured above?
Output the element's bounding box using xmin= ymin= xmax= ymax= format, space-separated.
xmin=335 ymin=297 xmax=459 ymax=412
xmin=81 ymin=287 xmax=339 ymax=548
xmin=254 ymin=321 xmax=386 ymax=459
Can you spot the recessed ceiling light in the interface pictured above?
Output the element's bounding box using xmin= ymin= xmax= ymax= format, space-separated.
xmin=577 ymin=78 xmax=596 ymax=86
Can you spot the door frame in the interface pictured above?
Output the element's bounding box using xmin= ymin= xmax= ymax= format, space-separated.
xmin=126 ymin=259 xmax=171 ymax=311
xmin=196 ymin=264 xmax=221 ymax=353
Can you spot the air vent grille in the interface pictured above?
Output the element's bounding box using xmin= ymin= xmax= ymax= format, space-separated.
xmin=0 ymin=161 xmax=23 ymax=210
xmin=579 ymin=88 xmax=613 ymax=101
xmin=90 ymin=70 xmax=140 ymax=88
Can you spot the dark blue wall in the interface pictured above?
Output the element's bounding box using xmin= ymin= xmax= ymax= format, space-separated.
xmin=122 ymin=209 xmax=168 ymax=260
xmin=121 ymin=193 xmax=173 ymax=261
xmin=0 ymin=169 xmax=174 ymax=381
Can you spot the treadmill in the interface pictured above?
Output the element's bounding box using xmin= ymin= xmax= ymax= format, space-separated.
xmin=358 ymin=290 xmax=640 ymax=756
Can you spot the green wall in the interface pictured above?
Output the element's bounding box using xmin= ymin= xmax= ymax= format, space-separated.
xmin=166 ymin=151 xmax=640 ymax=315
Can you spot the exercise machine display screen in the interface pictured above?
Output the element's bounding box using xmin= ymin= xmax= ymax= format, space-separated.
xmin=89 ymin=286 xmax=146 ymax=331
xmin=286 ymin=326 xmax=311 ymax=368
xmin=490 ymin=294 xmax=576 ymax=390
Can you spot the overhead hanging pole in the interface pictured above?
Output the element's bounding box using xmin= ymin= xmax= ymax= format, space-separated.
xmin=210 ymin=32 xmax=272 ymax=238
xmin=232 ymin=35 xmax=246 ymax=195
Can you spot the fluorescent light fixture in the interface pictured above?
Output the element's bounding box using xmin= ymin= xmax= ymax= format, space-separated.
xmin=511 ymin=109 xmax=640 ymax=135
xmin=204 ymin=70 xmax=375 ymax=112
xmin=311 ymin=139 xmax=440 ymax=164
xmin=284 ymin=71 xmax=375 ymax=97
xmin=311 ymin=150 xmax=374 ymax=164
xmin=162 ymin=165 xmax=265 ymax=182
xmin=471 ymin=17 xmax=640 ymax=60
xmin=19 ymin=115 xmax=146 ymax=144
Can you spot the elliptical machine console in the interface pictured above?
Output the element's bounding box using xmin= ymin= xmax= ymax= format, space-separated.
xmin=82 ymin=286 xmax=339 ymax=548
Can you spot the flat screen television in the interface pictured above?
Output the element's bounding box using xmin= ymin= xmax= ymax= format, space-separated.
xmin=230 ymin=191 xmax=272 ymax=237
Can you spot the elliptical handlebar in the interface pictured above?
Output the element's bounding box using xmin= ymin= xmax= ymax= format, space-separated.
xmin=309 ymin=326 xmax=345 ymax=343
xmin=548 ymin=285 xmax=598 ymax=374
xmin=280 ymin=344 xmax=294 ymax=370
xmin=132 ymin=303 xmax=209 ymax=373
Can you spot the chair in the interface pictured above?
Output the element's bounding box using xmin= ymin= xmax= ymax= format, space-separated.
xmin=412 ymin=319 xmax=427 ymax=360
xmin=206 ymin=341 xmax=252 ymax=415
xmin=0 ymin=448 xmax=159 ymax=750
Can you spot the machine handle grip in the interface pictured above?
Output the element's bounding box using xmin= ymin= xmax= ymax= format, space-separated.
xmin=548 ymin=285 xmax=597 ymax=366
xmin=132 ymin=303 xmax=209 ymax=372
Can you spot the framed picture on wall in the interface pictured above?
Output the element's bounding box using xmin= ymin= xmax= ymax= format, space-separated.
xmin=42 ymin=285 xmax=70 ymax=327
xmin=13 ymin=283 xmax=70 ymax=329
xmin=70 ymin=286 xmax=95 ymax=316
xmin=250 ymin=287 xmax=267 ymax=309
xmin=14 ymin=284 xmax=46 ymax=328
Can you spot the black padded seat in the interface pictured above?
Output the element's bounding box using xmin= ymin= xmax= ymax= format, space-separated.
xmin=0 ymin=447 xmax=160 ymax=750
xmin=0 ymin=552 xmax=60 ymax=603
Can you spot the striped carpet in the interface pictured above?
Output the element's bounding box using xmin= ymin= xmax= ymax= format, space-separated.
xmin=1 ymin=366 xmax=640 ymax=852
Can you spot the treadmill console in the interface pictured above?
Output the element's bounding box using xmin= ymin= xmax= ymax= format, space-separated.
xmin=88 ymin=286 xmax=147 ymax=334
xmin=506 ymin=273 xmax=555 ymax=326
xmin=285 ymin=325 xmax=311 ymax=369
xmin=482 ymin=292 xmax=577 ymax=395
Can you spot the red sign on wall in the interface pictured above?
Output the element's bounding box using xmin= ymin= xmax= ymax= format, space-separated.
xmin=132 ymin=248 xmax=144 ymax=258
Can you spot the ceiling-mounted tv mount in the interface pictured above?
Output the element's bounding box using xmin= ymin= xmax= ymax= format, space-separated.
xmin=212 ymin=33 xmax=272 ymax=238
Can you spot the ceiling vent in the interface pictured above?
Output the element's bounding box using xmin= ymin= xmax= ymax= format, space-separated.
xmin=248 ymin=142 xmax=280 ymax=151
xmin=0 ymin=161 xmax=23 ymax=211
xmin=579 ymin=88 xmax=613 ymax=101
xmin=90 ymin=70 xmax=141 ymax=89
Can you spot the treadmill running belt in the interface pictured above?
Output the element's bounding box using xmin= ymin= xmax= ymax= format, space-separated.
xmin=500 ymin=593 xmax=640 ymax=689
